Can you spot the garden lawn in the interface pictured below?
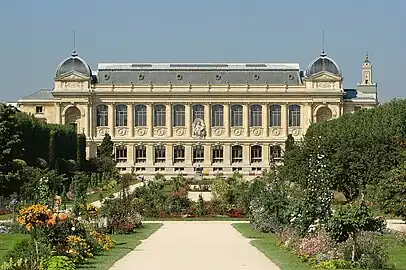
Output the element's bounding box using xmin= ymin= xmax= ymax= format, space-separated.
xmin=76 ymin=223 xmax=162 ymax=270
xmin=144 ymin=217 xmax=248 ymax=221
xmin=0 ymin=213 xmax=13 ymax=221
xmin=232 ymin=223 xmax=311 ymax=270
xmin=0 ymin=234 xmax=30 ymax=261
xmin=381 ymin=234 xmax=406 ymax=269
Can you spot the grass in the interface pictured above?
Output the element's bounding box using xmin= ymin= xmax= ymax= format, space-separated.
xmin=232 ymin=223 xmax=311 ymax=270
xmin=76 ymin=223 xmax=162 ymax=270
xmin=0 ymin=234 xmax=30 ymax=261
xmin=0 ymin=213 xmax=13 ymax=221
xmin=381 ymin=234 xmax=406 ymax=269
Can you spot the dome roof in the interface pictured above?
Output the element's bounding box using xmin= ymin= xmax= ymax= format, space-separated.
xmin=306 ymin=51 xmax=341 ymax=77
xmin=55 ymin=51 xmax=92 ymax=78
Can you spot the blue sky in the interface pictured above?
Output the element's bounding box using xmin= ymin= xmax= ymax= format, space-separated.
xmin=0 ymin=0 xmax=404 ymax=102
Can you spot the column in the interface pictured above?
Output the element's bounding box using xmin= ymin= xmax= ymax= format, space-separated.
xmin=224 ymin=103 xmax=230 ymax=137
xmin=185 ymin=103 xmax=191 ymax=137
xmin=166 ymin=143 xmax=173 ymax=166
xmin=89 ymin=103 xmax=93 ymax=138
xmin=204 ymin=103 xmax=211 ymax=137
xmin=262 ymin=103 xmax=269 ymax=137
xmin=55 ymin=103 xmax=61 ymax=124
xmin=128 ymin=103 xmax=134 ymax=137
xmin=243 ymin=103 xmax=249 ymax=137
xmin=146 ymin=144 xmax=154 ymax=166
xmin=185 ymin=144 xmax=192 ymax=166
xmin=85 ymin=103 xmax=90 ymax=137
xmin=262 ymin=143 xmax=269 ymax=167
xmin=127 ymin=144 xmax=134 ymax=165
xmin=166 ymin=103 xmax=172 ymax=137
xmin=281 ymin=103 xmax=288 ymax=136
xmin=223 ymin=143 xmax=231 ymax=166
xmin=108 ymin=103 xmax=115 ymax=136
xmin=306 ymin=103 xmax=313 ymax=130
xmin=243 ymin=143 xmax=250 ymax=166
xmin=147 ymin=103 xmax=153 ymax=137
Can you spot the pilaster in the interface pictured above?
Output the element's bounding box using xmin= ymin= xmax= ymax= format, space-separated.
xmin=128 ymin=103 xmax=134 ymax=137
xmin=243 ymin=143 xmax=250 ymax=165
xmin=223 ymin=143 xmax=231 ymax=166
xmin=166 ymin=143 xmax=173 ymax=166
xmin=224 ymin=103 xmax=230 ymax=137
xmin=204 ymin=143 xmax=212 ymax=167
xmin=262 ymin=143 xmax=269 ymax=166
xmin=185 ymin=144 xmax=192 ymax=166
xmin=147 ymin=103 xmax=153 ymax=137
xmin=108 ymin=103 xmax=115 ymax=136
xmin=185 ymin=103 xmax=191 ymax=137
xmin=54 ymin=102 xmax=61 ymax=124
xmin=281 ymin=103 xmax=288 ymax=136
xmin=127 ymin=143 xmax=134 ymax=165
xmin=243 ymin=103 xmax=249 ymax=136
xmin=204 ymin=103 xmax=211 ymax=137
xmin=166 ymin=103 xmax=172 ymax=137
xmin=262 ymin=103 xmax=269 ymax=137
xmin=146 ymin=144 xmax=154 ymax=166
xmin=85 ymin=103 xmax=90 ymax=137
xmin=89 ymin=103 xmax=93 ymax=138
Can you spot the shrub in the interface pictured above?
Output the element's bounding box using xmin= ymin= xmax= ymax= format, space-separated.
xmin=297 ymin=231 xmax=333 ymax=259
xmin=57 ymin=235 xmax=93 ymax=264
xmin=5 ymin=239 xmax=52 ymax=270
xmin=278 ymin=227 xmax=302 ymax=251
xmin=44 ymin=256 xmax=74 ymax=270
xmin=337 ymin=232 xmax=388 ymax=269
xmin=211 ymin=179 xmax=230 ymax=202
xmin=90 ymin=231 xmax=116 ymax=251
xmin=313 ymin=259 xmax=354 ymax=269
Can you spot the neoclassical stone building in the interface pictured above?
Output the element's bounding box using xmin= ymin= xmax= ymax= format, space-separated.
xmin=17 ymin=50 xmax=378 ymax=178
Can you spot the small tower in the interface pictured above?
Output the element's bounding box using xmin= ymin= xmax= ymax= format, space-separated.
xmin=361 ymin=52 xmax=373 ymax=85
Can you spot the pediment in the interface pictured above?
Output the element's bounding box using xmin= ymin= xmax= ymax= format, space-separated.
xmin=307 ymin=72 xmax=342 ymax=82
xmin=55 ymin=71 xmax=90 ymax=82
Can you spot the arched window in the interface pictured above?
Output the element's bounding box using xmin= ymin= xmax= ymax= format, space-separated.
xmin=173 ymin=104 xmax=185 ymax=127
xmin=288 ymin=105 xmax=301 ymax=127
xmin=250 ymin=104 xmax=262 ymax=127
xmin=250 ymin=145 xmax=262 ymax=163
xmin=192 ymin=104 xmax=204 ymax=121
xmin=269 ymin=105 xmax=281 ymax=127
xmin=231 ymin=104 xmax=243 ymax=127
xmin=96 ymin=104 xmax=108 ymax=127
xmin=211 ymin=104 xmax=224 ymax=127
xmin=231 ymin=145 xmax=243 ymax=163
xmin=270 ymin=145 xmax=282 ymax=160
xmin=134 ymin=104 xmax=147 ymax=127
xmin=316 ymin=107 xmax=332 ymax=123
xmin=154 ymin=105 xmax=166 ymax=127
xmin=116 ymin=104 xmax=127 ymax=126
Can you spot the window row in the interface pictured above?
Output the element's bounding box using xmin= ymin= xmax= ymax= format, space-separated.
xmin=96 ymin=104 xmax=301 ymax=128
xmin=113 ymin=144 xmax=282 ymax=164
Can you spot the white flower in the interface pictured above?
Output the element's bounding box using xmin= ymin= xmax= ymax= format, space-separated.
xmin=71 ymin=227 xmax=75 ymax=231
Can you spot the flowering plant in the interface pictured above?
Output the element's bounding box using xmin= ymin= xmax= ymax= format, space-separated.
xmin=58 ymin=235 xmax=93 ymax=263
xmin=90 ymin=231 xmax=116 ymax=251
xmin=17 ymin=204 xmax=51 ymax=231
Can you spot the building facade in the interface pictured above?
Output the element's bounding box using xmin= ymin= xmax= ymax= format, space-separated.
xmin=17 ymin=50 xmax=378 ymax=178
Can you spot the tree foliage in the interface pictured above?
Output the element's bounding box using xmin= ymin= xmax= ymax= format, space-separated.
xmin=282 ymin=99 xmax=406 ymax=201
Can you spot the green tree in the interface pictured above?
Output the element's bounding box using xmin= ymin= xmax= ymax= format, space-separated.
xmin=375 ymin=162 xmax=406 ymax=220
xmin=284 ymin=134 xmax=295 ymax=153
xmin=0 ymin=104 xmax=21 ymax=173
xmin=99 ymin=134 xmax=114 ymax=158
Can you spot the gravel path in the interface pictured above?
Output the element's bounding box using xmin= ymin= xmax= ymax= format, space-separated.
xmin=109 ymin=221 xmax=280 ymax=270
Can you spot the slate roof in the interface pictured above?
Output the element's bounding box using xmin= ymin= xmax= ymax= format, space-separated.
xmin=20 ymin=90 xmax=54 ymax=100
xmin=96 ymin=63 xmax=303 ymax=86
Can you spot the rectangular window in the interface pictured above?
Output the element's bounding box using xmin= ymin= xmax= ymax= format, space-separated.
xmin=250 ymin=146 xmax=262 ymax=163
xmin=115 ymin=146 xmax=128 ymax=163
xmin=174 ymin=145 xmax=185 ymax=163
xmin=35 ymin=106 xmax=43 ymax=114
xmin=231 ymin=146 xmax=243 ymax=163
xmin=193 ymin=145 xmax=204 ymax=163
xmin=154 ymin=145 xmax=166 ymax=163
xmin=135 ymin=145 xmax=147 ymax=163
xmin=212 ymin=145 xmax=223 ymax=163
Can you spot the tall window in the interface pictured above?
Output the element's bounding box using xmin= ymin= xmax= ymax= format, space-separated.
xmin=116 ymin=104 xmax=127 ymax=126
xmin=250 ymin=104 xmax=262 ymax=127
xmin=193 ymin=145 xmax=204 ymax=163
xmin=250 ymin=145 xmax=262 ymax=163
xmin=211 ymin=104 xmax=224 ymax=127
xmin=270 ymin=145 xmax=282 ymax=160
xmin=154 ymin=105 xmax=166 ymax=127
xmin=212 ymin=145 xmax=224 ymax=163
xmin=154 ymin=145 xmax=166 ymax=163
xmin=231 ymin=145 xmax=243 ymax=163
xmin=289 ymin=105 xmax=301 ymax=127
xmin=231 ymin=104 xmax=243 ymax=127
xmin=173 ymin=104 xmax=185 ymax=127
xmin=192 ymin=104 xmax=204 ymax=120
xmin=135 ymin=145 xmax=146 ymax=163
xmin=135 ymin=104 xmax=147 ymax=127
xmin=173 ymin=145 xmax=185 ymax=163
xmin=96 ymin=104 xmax=108 ymax=126
xmin=269 ymin=105 xmax=281 ymax=127
xmin=115 ymin=146 xmax=127 ymax=163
